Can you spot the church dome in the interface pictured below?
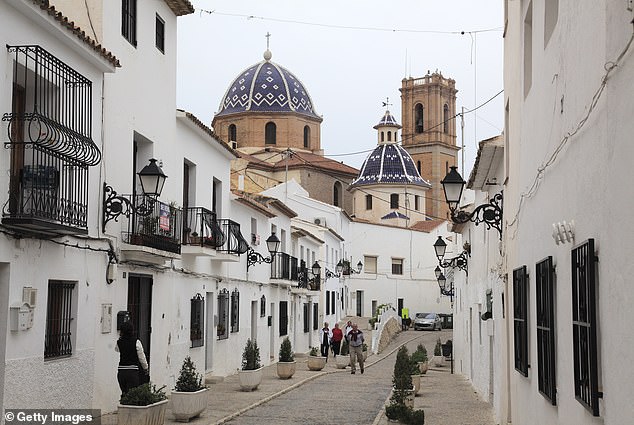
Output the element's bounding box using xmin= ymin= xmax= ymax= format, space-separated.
xmin=351 ymin=144 xmax=431 ymax=188
xmin=215 ymin=51 xmax=320 ymax=119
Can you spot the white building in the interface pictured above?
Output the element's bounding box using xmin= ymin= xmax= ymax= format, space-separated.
xmin=503 ymin=0 xmax=634 ymax=424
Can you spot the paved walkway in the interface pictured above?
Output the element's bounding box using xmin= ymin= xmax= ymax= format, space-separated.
xmin=101 ymin=329 xmax=495 ymax=425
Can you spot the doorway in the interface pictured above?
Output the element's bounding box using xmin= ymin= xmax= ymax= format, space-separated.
xmin=356 ymin=290 xmax=363 ymax=316
xmin=128 ymin=275 xmax=153 ymax=366
xmin=251 ymin=301 xmax=257 ymax=343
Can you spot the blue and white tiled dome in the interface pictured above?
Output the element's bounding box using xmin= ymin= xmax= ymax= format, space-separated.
xmin=215 ymin=50 xmax=319 ymax=119
xmin=373 ymin=110 xmax=402 ymax=129
xmin=351 ymin=144 xmax=431 ymax=188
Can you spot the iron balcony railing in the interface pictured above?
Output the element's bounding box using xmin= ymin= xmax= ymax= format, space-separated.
xmin=271 ymin=253 xmax=302 ymax=281
xmin=182 ymin=207 xmax=223 ymax=248
xmin=214 ymin=219 xmax=249 ymax=255
xmin=122 ymin=196 xmax=182 ymax=254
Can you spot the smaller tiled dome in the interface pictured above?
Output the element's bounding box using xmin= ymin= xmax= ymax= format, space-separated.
xmin=373 ymin=110 xmax=402 ymax=129
xmin=351 ymin=143 xmax=431 ymax=188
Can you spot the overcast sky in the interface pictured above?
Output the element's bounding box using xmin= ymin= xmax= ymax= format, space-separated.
xmin=176 ymin=0 xmax=504 ymax=175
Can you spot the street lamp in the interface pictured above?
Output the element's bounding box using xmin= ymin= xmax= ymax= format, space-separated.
xmin=433 ymin=236 xmax=469 ymax=274
xmin=103 ymin=158 xmax=168 ymax=232
xmin=441 ymin=166 xmax=503 ymax=239
xmin=325 ymin=259 xmax=348 ymax=280
xmin=437 ymin=272 xmax=454 ymax=298
xmin=246 ymin=232 xmax=281 ymax=271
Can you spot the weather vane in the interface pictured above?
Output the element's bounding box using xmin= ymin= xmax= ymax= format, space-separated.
xmin=382 ymin=97 xmax=392 ymax=110
xmin=265 ymin=32 xmax=271 ymax=50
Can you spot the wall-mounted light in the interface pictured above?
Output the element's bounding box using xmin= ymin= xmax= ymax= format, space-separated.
xmin=324 ymin=260 xmax=346 ymax=280
xmin=246 ymin=232 xmax=281 ymax=271
xmin=437 ymin=272 xmax=454 ymax=299
xmin=102 ymin=158 xmax=168 ymax=232
xmin=441 ymin=166 xmax=503 ymax=239
xmin=433 ymin=236 xmax=469 ymax=274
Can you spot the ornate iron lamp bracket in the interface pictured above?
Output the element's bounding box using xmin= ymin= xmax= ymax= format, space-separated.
xmin=439 ymin=251 xmax=470 ymax=274
xmin=102 ymin=183 xmax=154 ymax=232
xmin=450 ymin=193 xmax=503 ymax=239
xmin=246 ymin=247 xmax=273 ymax=271
xmin=325 ymin=268 xmax=340 ymax=280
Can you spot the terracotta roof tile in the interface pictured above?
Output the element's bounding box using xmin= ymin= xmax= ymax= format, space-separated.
xmin=163 ymin=0 xmax=194 ymax=16
xmin=409 ymin=219 xmax=446 ymax=232
xmin=178 ymin=110 xmax=239 ymax=158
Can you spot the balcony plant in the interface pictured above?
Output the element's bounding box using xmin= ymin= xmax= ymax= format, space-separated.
xmin=238 ymin=339 xmax=262 ymax=391
xmin=277 ymin=337 xmax=296 ymax=379
xmin=171 ymin=356 xmax=208 ymax=422
xmin=307 ymin=346 xmax=326 ymax=371
xmin=118 ymin=383 xmax=168 ymax=425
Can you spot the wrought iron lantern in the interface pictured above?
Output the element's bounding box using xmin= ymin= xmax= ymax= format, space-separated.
xmin=246 ymin=232 xmax=280 ymax=271
xmin=102 ymin=158 xmax=168 ymax=232
xmin=433 ymin=236 xmax=469 ymax=273
xmin=437 ymin=272 xmax=454 ymax=298
xmin=311 ymin=261 xmax=321 ymax=277
xmin=441 ymin=166 xmax=503 ymax=239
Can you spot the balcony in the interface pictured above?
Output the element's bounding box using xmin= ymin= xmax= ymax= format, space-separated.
xmin=120 ymin=197 xmax=182 ymax=265
xmin=211 ymin=218 xmax=249 ymax=262
xmin=292 ymin=260 xmax=321 ymax=292
xmin=181 ymin=207 xmax=222 ymax=257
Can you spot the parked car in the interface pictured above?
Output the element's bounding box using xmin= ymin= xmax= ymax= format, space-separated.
xmin=414 ymin=313 xmax=442 ymax=331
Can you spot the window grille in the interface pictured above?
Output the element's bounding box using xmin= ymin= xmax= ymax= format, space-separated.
xmin=122 ymin=0 xmax=137 ymax=46
xmin=279 ymin=301 xmax=288 ymax=336
xmin=260 ymin=295 xmax=266 ymax=318
xmin=230 ymin=289 xmax=240 ymax=333
xmin=190 ymin=293 xmax=204 ymax=348
xmin=303 ymin=303 xmax=309 ymax=333
xmin=536 ymin=257 xmax=556 ymax=404
xmin=513 ymin=265 xmax=529 ymax=376
xmin=217 ymin=289 xmax=229 ymax=340
xmin=45 ymin=281 xmax=75 ymax=359
xmin=313 ymin=303 xmax=319 ymax=330
xmin=572 ymin=239 xmax=601 ymax=416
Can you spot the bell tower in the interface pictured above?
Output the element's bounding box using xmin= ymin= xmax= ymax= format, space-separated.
xmin=400 ymin=71 xmax=459 ymax=220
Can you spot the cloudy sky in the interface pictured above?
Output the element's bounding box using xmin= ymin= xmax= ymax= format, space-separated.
xmin=176 ymin=0 xmax=504 ymax=174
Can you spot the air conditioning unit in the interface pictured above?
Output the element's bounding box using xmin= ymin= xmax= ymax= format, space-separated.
xmin=230 ymin=140 xmax=237 ymax=149
xmin=251 ymin=233 xmax=260 ymax=245
xmin=22 ymin=287 xmax=37 ymax=307
xmin=314 ymin=217 xmax=327 ymax=226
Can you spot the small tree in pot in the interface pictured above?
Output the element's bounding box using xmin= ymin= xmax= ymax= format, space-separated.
xmin=307 ymin=346 xmax=327 ymax=371
xmin=118 ymin=383 xmax=168 ymax=425
xmin=171 ymin=356 xmax=208 ymax=422
xmin=238 ymin=339 xmax=263 ymax=391
xmin=277 ymin=337 xmax=296 ymax=379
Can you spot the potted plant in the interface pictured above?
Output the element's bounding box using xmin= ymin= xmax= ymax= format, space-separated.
xmin=409 ymin=356 xmax=421 ymax=396
xmin=118 ymin=383 xmax=168 ymax=425
xmin=307 ymin=346 xmax=327 ymax=371
xmin=386 ymin=346 xmax=415 ymax=422
xmin=277 ymin=337 xmax=296 ymax=379
xmin=432 ymin=337 xmax=444 ymax=367
xmin=170 ymin=356 xmax=208 ymax=422
xmin=189 ymin=231 xmax=201 ymax=245
xmin=411 ymin=343 xmax=429 ymax=375
xmin=336 ymin=339 xmax=350 ymax=369
xmin=238 ymin=339 xmax=263 ymax=391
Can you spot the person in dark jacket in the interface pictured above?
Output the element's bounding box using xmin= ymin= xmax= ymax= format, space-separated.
xmin=115 ymin=321 xmax=149 ymax=397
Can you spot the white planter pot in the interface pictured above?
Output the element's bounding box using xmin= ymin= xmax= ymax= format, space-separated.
xmin=238 ymin=367 xmax=263 ymax=391
xmin=277 ymin=361 xmax=296 ymax=379
xmin=117 ymin=399 xmax=168 ymax=425
xmin=418 ymin=361 xmax=429 ymax=374
xmin=335 ymin=355 xmax=350 ymax=369
xmin=432 ymin=355 xmax=444 ymax=367
xmin=170 ymin=388 xmax=208 ymax=422
xmin=307 ymin=355 xmax=327 ymax=371
xmin=411 ymin=374 xmax=421 ymax=395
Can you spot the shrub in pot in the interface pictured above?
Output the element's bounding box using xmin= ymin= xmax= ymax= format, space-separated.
xmin=411 ymin=343 xmax=429 ymax=375
xmin=238 ymin=339 xmax=263 ymax=391
xmin=432 ymin=337 xmax=444 ymax=367
xmin=307 ymin=346 xmax=327 ymax=371
xmin=386 ymin=346 xmax=415 ymax=420
xmin=277 ymin=337 xmax=296 ymax=379
xmin=118 ymin=383 xmax=168 ymax=425
xmin=171 ymin=356 xmax=208 ymax=422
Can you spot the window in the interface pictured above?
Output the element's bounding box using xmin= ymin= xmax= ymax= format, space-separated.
xmin=260 ymin=295 xmax=266 ymax=317
xmin=217 ymin=289 xmax=229 ymax=339
xmin=279 ymin=301 xmax=288 ymax=336
xmin=536 ymin=257 xmax=556 ymax=405
xmin=45 ymin=281 xmax=76 ymax=359
xmin=230 ymin=289 xmax=240 ymax=333
xmin=190 ymin=294 xmax=204 ymax=348
xmin=265 ymin=122 xmax=276 ymax=145
xmin=443 ymin=104 xmax=449 ymax=133
xmin=326 ymin=290 xmax=330 ymax=315
xmin=303 ymin=303 xmax=309 ymax=332
xmin=544 ymin=0 xmax=558 ymax=48
xmin=387 ymin=131 xmax=391 ymax=142
xmin=303 ymin=125 xmax=310 ymax=148
xmin=524 ymin=1 xmax=533 ymax=96
xmin=121 ymin=0 xmax=137 ymax=46
xmin=313 ymin=303 xmax=319 ymax=330
xmin=513 ymin=265 xmax=529 ymax=376
xmin=365 ymin=194 xmax=373 ymax=210
xmin=415 ymin=103 xmax=424 ymax=133
xmin=572 ymin=239 xmax=600 ymax=416
xmin=333 ymin=181 xmax=342 ymax=207
xmin=228 ymin=124 xmax=237 ymax=144
xmin=390 ymin=194 xmax=399 ymax=209
xmin=331 ymin=291 xmax=336 ymax=313
xmin=155 ymin=14 xmax=165 ymax=53
xmin=417 ymin=160 xmax=422 ymax=175
xmin=392 ymin=258 xmax=403 ymax=275
xmin=414 ymin=195 xmax=420 ymax=211
xmin=364 ymin=256 xmax=377 ymax=274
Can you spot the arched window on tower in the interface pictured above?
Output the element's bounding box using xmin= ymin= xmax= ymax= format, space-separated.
xmin=303 ymin=125 xmax=310 ymax=148
xmin=417 ymin=160 xmax=422 ymax=175
xmin=387 ymin=131 xmax=392 ymax=142
xmin=228 ymin=124 xmax=237 ymax=144
xmin=443 ymin=104 xmax=449 ymax=133
xmin=333 ymin=181 xmax=343 ymax=207
xmin=265 ymin=122 xmax=276 ymax=145
xmin=415 ymin=103 xmax=424 ymax=133
xmin=381 ymin=132 xmax=385 ymax=142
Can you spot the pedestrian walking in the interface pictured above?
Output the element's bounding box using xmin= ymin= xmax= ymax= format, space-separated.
xmin=331 ymin=323 xmax=343 ymax=358
xmin=348 ymin=323 xmax=365 ymax=374
xmin=115 ymin=321 xmax=149 ymax=398
xmin=344 ymin=320 xmax=353 ymax=341
xmin=319 ymin=322 xmax=332 ymax=359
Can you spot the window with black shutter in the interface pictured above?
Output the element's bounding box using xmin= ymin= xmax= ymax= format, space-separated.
xmin=536 ymin=257 xmax=556 ymax=404
xmin=230 ymin=289 xmax=240 ymax=333
xmin=572 ymin=239 xmax=601 ymax=416
xmin=45 ymin=281 xmax=76 ymax=359
xmin=313 ymin=303 xmax=319 ymax=330
xmin=155 ymin=14 xmax=165 ymax=53
xmin=279 ymin=301 xmax=288 ymax=336
xmin=190 ymin=294 xmax=204 ymax=348
xmin=217 ymin=289 xmax=229 ymax=340
xmin=260 ymin=295 xmax=266 ymax=317
xmin=513 ymin=265 xmax=529 ymax=376
xmin=303 ymin=303 xmax=309 ymax=333
xmin=326 ymin=290 xmax=330 ymax=315
xmin=331 ymin=292 xmax=336 ymax=314
xmin=121 ymin=0 xmax=137 ymax=46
